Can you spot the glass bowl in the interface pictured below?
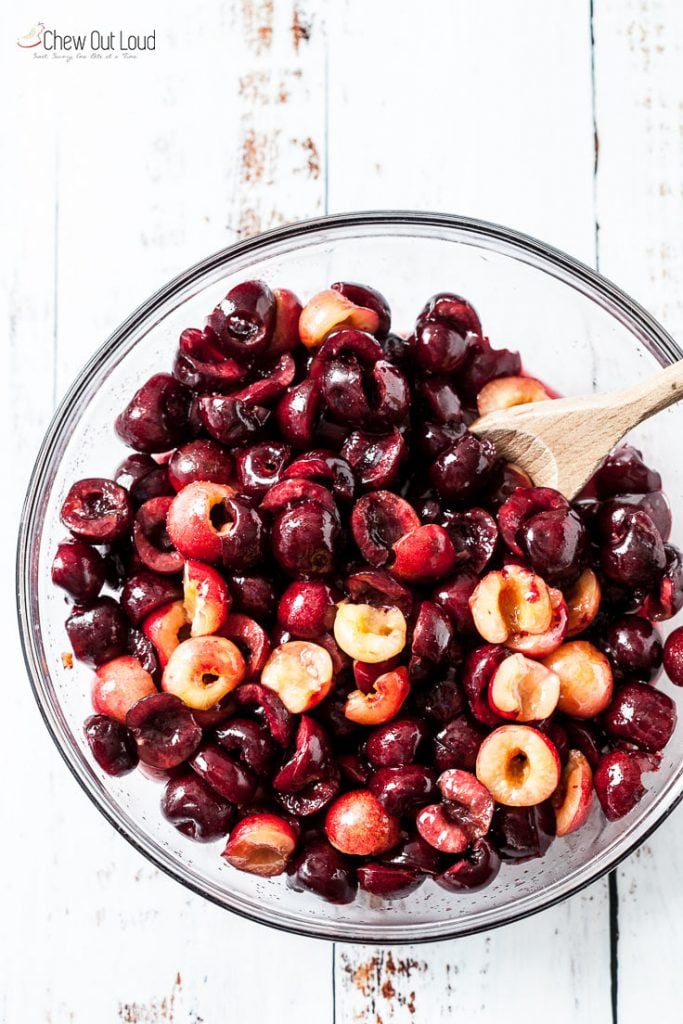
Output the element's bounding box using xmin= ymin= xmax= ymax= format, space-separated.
xmin=17 ymin=211 xmax=683 ymax=944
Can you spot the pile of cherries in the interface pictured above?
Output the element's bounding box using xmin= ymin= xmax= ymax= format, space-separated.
xmin=52 ymin=279 xmax=683 ymax=904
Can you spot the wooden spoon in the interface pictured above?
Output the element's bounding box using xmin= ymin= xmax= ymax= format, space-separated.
xmin=469 ymin=361 xmax=683 ymax=499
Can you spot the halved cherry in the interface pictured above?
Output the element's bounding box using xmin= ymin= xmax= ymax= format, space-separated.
xmin=232 ymin=683 xmax=294 ymax=746
xmin=268 ymin=288 xmax=303 ymax=355
xmin=183 ymin=559 xmax=230 ymax=636
xmin=273 ymin=716 xmax=332 ymax=792
xmin=167 ymin=481 xmax=236 ymax=563
xmin=497 ymin=487 xmax=569 ymax=556
xmin=564 ymin=569 xmax=602 ymax=637
xmin=469 ymin=565 xmax=553 ymax=644
xmin=553 ymin=749 xmax=594 ymax=836
xmin=506 ymin=586 xmax=568 ymax=657
xmin=415 ymin=804 xmax=468 ymax=854
xmin=350 ymin=490 xmax=420 ymax=567
xmin=217 ymin=613 xmax=271 ymax=678
xmin=91 ymin=656 xmax=157 ymax=723
xmin=543 ymin=641 xmax=614 ymax=719
xmin=333 ymin=602 xmax=407 ymax=663
xmin=344 ymin=667 xmax=410 ymax=726
xmin=488 ymin=653 xmax=561 ymax=722
xmin=222 ymin=813 xmax=298 ymax=877
xmin=476 ymin=375 xmax=552 ymax=416
xmin=353 ymin=655 xmax=402 ymax=693
xmin=475 ymin=724 xmax=561 ymax=806
xmin=299 ymin=290 xmax=380 ymax=349
xmin=260 ymin=641 xmax=333 ymax=713
xmin=143 ymin=601 xmax=190 ymax=667
xmin=162 ymin=635 xmax=246 ymax=711
xmin=437 ymin=768 xmax=495 ymax=841
xmin=126 ymin=692 xmax=202 ymax=769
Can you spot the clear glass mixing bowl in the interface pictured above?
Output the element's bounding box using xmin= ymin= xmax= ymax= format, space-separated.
xmin=16 ymin=212 xmax=683 ymax=943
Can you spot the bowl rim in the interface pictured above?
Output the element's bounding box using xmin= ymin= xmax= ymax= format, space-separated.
xmin=16 ymin=209 xmax=683 ymax=944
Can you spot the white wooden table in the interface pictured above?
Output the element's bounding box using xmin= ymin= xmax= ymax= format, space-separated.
xmin=4 ymin=1 xmax=683 ymax=1019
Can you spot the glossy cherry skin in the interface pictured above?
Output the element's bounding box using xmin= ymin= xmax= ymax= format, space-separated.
xmin=357 ymin=863 xmax=423 ymax=899
xmin=126 ymin=693 xmax=203 ymax=769
xmin=415 ymin=320 xmax=470 ymax=374
xmin=365 ymin=717 xmax=428 ymax=768
xmin=168 ymin=439 xmax=233 ymax=491
xmin=189 ymin=744 xmax=259 ymax=805
xmin=235 ymin=442 xmax=291 ymax=497
xmin=331 ymin=281 xmax=391 ymax=337
xmin=490 ymin=802 xmax=554 ymax=861
xmin=417 ymin=292 xmax=482 ymax=337
xmin=594 ymin=445 xmax=662 ymax=499
xmin=521 ymin=508 xmax=587 ymax=586
xmin=207 ymin=280 xmax=276 ymax=361
xmin=66 ymin=598 xmax=128 ymax=667
xmin=412 ymin=675 xmax=465 ymax=725
xmin=161 ymin=771 xmax=236 ymax=841
xmin=277 ymin=581 xmax=338 ymax=638
xmin=271 ymin=502 xmax=338 ymax=577
xmin=286 ymin=837 xmax=357 ymax=904
xmin=60 ymin=478 xmax=132 ymax=544
xmin=214 ymin=718 xmax=277 ymax=777
xmin=52 ymin=539 xmax=105 ymax=602
xmin=228 ymin=574 xmax=277 ymax=621
xmin=369 ymin=765 xmax=438 ymax=817
xmin=594 ymin=751 xmax=645 ymax=820
xmin=664 ymin=627 xmax=683 ymax=686
xmin=84 ymin=715 xmax=138 ymax=776
xmin=455 ymin=335 xmax=522 ymax=405
xmin=602 ymin=615 xmax=662 ymax=680
xmin=430 ymin=433 xmax=497 ymax=501
xmin=598 ymin=505 xmax=666 ymax=586
xmin=116 ymin=373 xmax=191 ymax=453
xmin=435 ymin=839 xmax=501 ymax=892
xmin=121 ymin=571 xmax=183 ymax=625
xmin=433 ymin=715 xmax=486 ymax=773
xmin=603 ymin=682 xmax=676 ymax=752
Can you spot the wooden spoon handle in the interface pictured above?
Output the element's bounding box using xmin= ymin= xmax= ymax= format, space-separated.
xmin=610 ymin=358 xmax=683 ymax=431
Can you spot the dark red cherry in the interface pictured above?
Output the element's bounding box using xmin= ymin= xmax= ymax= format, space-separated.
xmin=599 ymin=505 xmax=666 ymax=586
xmin=84 ymin=715 xmax=138 ymax=776
xmin=417 ymin=292 xmax=482 ymax=336
xmin=602 ymin=615 xmax=662 ymax=680
xmin=207 ymin=280 xmax=276 ymax=361
xmin=60 ymin=478 xmax=132 ymax=544
xmin=603 ymin=682 xmax=676 ymax=752
xmin=341 ymin=428 xmax=406 ymax=490
xmin=430 ymin=433 xmax=497 ymax=500
xmin=287 ymin=837 xmax=357 ymax=904
xmin=415 ymin=320 xmax=470 ymax=374
xmin=235 ymin=442 xmax=291 ymax=497
xmin=594 ymin=750 xmax=645 ymax=820
xmin=51 ymin=538 xmax=105 ymax=602
xmin=66 ymin=598 xmax=128 ymax=667
xmin=115 ymin=374 xmax=191 ymax=453
xmin=594 ymin=445 xmax=662 ymax=499
xmin=161 ymin=771 xmax=235 ymax=841
xmin=436 ymin=839 xmax=501 ymax=892
xmin=126 ymin=693 xmax=202 ymax=769
xmin=521 ymin=507 xmax=587 ymax=585
xmin=120 ymin=571 xmax=183 ymax=625
xmin=168 ymin=439 xmax=233 ymax=491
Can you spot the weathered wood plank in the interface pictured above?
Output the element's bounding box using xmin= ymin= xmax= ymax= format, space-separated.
xmin=593 ymin=2 xmax=683 ymax=1020
xmin=5 ymin=2 xmax=332 ymax=1021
